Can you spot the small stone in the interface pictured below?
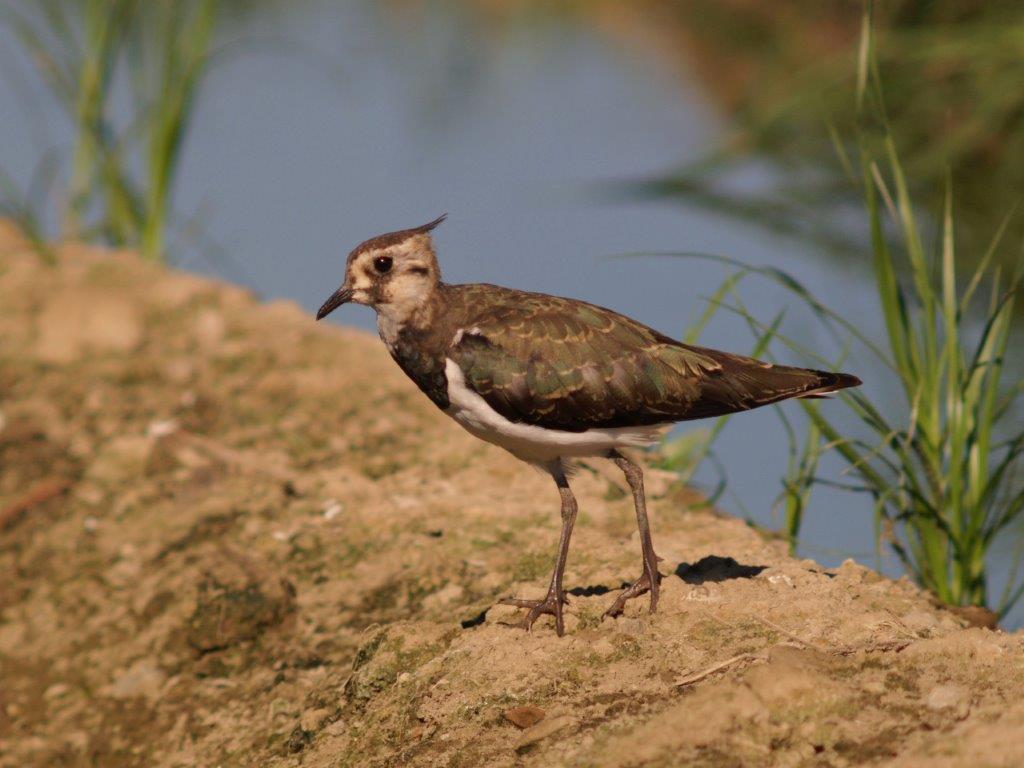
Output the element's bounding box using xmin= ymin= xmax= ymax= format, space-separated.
xmin=591 ymin=637 xmax=616 ymax=660
xmin=836 ymin=558 xmax=883 ymax=584
xmin=62 ymin=730 xmax=89 ymax=751
xmin=902 ymin=609 xmax=939 ymax=635
xmin=286 ymin=726 xmax=310 ymax=754
xmin=85 ymin=436 xmax=154 ymax=486
xmin=164 ymin=358 xmax=194 ymax=383
xmin=44 ymin=683 xmax=70 ymax=700
xmin=422 ymin=583 xmax=465 ymax=611
xmin=684 ymin=584 xmax=720 ymax=603
xmin=324 ymin=719 xmax=346 ymax=737
xmin=925 ymin=684 xmax=970 ymax=718
xmin=269 ymin=696 xmax=295 ymax=719
xmin=193 ymin=308 xmax=226 ymax=349
xmin=107 ymin=556 xmax=142 ymax=588
xmin=476 ymin=571 xmax=507 ymax=592
xmin=104 ymin=659 xmax=166 ymax=700
xmin=504 ymin=705 xmax=545 ymax=730
xmin=861 ymin=679 xmax=886 ymax=695
xmin=146 ymin=419 xmax=179 ymax=438
xmin=74 ymin=483 xmax=104 ymax=506
xmin=299 ymin=707 xmax=331 ymax=733
xmin=515 ymin=715 xmax=574 ymax=749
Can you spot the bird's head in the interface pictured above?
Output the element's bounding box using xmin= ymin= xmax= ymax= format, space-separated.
xmin=316 ymin=214 xmax=446 ymax=320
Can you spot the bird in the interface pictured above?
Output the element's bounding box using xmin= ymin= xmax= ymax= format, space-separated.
xmin=315 ymin=215 xmax=861 ymax=636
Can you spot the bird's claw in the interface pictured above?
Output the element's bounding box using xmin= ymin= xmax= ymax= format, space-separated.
xmin=603 ymin=567 xmax=662 ymax=619
xmin=500 ymin=591 xmax=568 ymax=636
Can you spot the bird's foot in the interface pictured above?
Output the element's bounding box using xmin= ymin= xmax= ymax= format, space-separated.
xmin=499 ymin=589 xmax=569 ymax=636
xmin=603 ymin=566 xmax=662 ymax=619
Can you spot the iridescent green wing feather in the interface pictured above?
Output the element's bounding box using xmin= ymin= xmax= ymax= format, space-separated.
xmin=445 ymin=285 xmax=859 ymax=432
xmin=447 ymin=287 xmax=721 ymax=431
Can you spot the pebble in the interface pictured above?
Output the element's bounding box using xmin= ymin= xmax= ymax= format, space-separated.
xmin=422 ymin=583 xmax=465 ymax=610
xmin=836 ymin=558 xmax=883 ymax=584
xmin=194 ymin=308 xmax=226 ymax=349
xmin=164 ymin=359 xmax=194 ymax=383
xmin=503 ymin=705 xmax=545 ymax=729
xmin=591 ymin=637 xmax=616 ymax=660
xmin=146 ymin=419 xmax=179 ymax=438
xmin=44 ymin=683 xmax=70 ymax=700
xmin=684 ymin=585 xmax=720 ymax=603
xmin=85 ymin=435 xmax=154 ymax=486
xmin=902 ymin=609 xmax=939 ymax=635
xmin=104 ymin=659 xmax=166 ymax=700
xmin=925 ymin=684 xmax=970 ymax=718
xmin=861 ymin=679 xmax=886 ymax=695
xmin=300 ymin=707 xmax=332 ymax=733
xmin=515 ymin=715 xmax=574 ymax=749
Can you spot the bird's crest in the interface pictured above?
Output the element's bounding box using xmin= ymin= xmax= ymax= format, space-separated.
xmin=347 ymin=214 xmax=447 ymax=262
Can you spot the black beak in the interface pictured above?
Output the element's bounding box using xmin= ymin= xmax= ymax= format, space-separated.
xmin=316 ymin=286 xmax=353 ymax=320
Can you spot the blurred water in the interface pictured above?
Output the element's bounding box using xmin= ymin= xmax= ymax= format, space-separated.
xmin=1 ymin=0 xmax=1019 ymax=624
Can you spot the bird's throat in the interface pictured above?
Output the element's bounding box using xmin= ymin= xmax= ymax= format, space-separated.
xmin=375 ymin=281 xmax=443 ymax=349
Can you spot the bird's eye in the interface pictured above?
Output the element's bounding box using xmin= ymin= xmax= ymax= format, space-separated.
xmin=373 ymin=255 xmax=393 ymax=274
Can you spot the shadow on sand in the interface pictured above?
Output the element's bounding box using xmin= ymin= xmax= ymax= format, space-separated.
xmin=674 ymin=555 xmax=766 ymax=584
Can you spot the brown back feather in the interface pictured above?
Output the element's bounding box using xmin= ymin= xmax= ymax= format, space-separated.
xmin=440 ymin=285 xmax=861 ymax=431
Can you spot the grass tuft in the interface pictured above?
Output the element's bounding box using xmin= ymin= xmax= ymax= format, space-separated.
xmin=2 ymin=0 xmax=217 ymax=262
xmin=667 ymin=2 xmax=1024 ymax=616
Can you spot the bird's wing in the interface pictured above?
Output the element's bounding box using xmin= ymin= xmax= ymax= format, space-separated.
xmin=446 ymin=290 xmax=720 ymax=431
xmin=446 ymin=287 xmax=859 ymax=431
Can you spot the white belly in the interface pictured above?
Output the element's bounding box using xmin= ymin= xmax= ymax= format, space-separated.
xmin=443 ymin=358 xmax=669 ymax=465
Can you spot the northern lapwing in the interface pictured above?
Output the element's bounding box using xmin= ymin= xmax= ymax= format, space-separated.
xmin=316 ymin=216 xmax=861 ymax=636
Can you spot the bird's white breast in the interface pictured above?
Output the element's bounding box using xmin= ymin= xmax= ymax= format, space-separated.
xmin=443 ymin=358 xmax=668 ymax=465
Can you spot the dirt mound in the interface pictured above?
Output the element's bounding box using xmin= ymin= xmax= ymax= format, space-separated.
xmin=1 ymin=224 xmax=1022 ymax=767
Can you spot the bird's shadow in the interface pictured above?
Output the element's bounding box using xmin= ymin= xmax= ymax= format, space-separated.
xmin=674 ymin=555 xmax=766 ymax=584
xmin=563 ymin=555 xmax=767 ymax=598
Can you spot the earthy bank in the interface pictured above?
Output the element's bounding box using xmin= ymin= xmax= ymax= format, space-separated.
xmin=1 ymin=224 xmax=1022 ymax=767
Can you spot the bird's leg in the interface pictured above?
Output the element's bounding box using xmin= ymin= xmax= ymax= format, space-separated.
xmin=500 ymin=467 xmax=578 ymax=636
xmin=604 ymin=450 xmax=662 ymax=619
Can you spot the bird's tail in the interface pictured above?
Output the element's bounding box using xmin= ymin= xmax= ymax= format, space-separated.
xmin=793 ymin=370 xmax=862 ymax=400
xmin=676 ymin=344 xmax=862 ymax=420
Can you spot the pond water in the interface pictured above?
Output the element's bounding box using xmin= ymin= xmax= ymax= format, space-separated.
xmin=2 ymin=0 xmax=1019 ymax=625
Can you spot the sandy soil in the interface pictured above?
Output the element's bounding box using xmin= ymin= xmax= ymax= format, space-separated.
xmin=1 ymin=222 xmax=1022 ymax=767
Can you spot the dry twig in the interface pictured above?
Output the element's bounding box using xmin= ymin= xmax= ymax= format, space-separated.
xmin=0 ymin=477 xmax=72 ymax=532
xmin=674 ymin=651 xmax=766 ymax=687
